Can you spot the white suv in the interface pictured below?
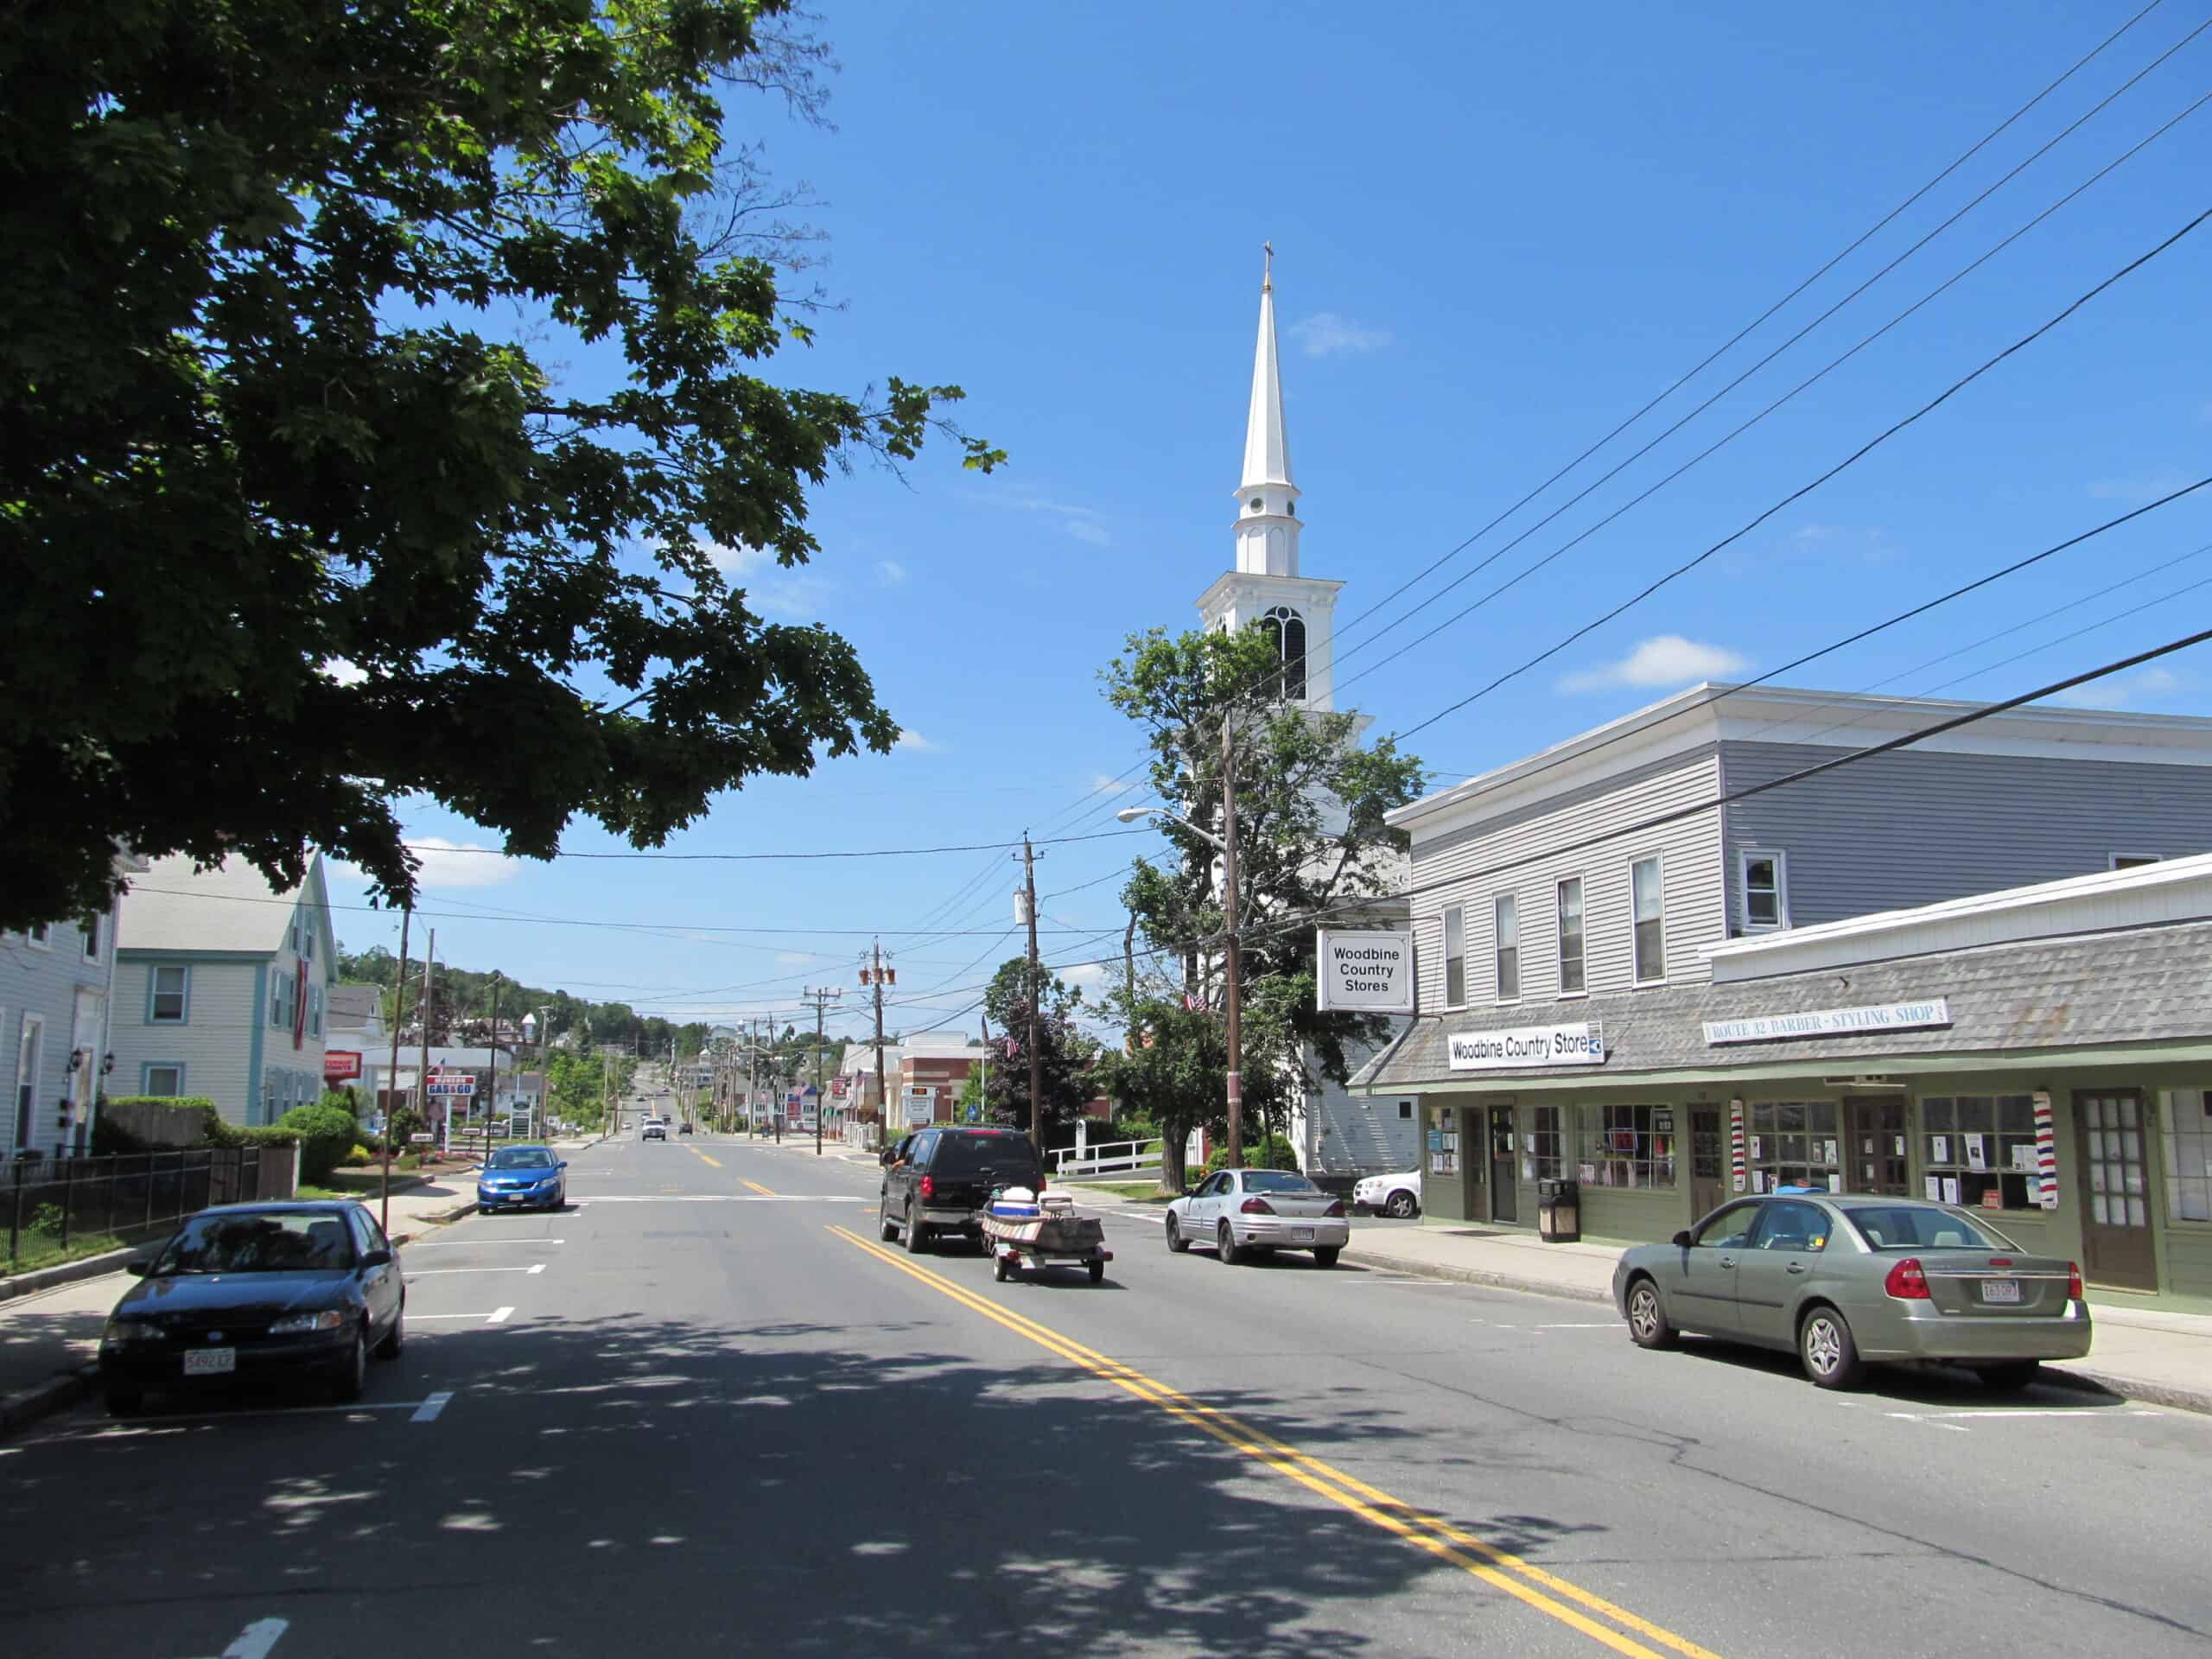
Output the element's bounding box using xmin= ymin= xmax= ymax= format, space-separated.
xmin=1352 ymin=1170 xmax=1421 ymax=1217
xmin=642 ymin=1119 xmax=668 ymax=1142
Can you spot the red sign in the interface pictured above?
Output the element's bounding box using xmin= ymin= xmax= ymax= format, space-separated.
xmin=323 ymin=1050 xmax=363 ymax=1082
xmin=831 ymin=1077 xmax=849 ymax=1098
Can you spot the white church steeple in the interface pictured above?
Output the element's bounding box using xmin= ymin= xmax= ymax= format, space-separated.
xmin=1198 ymin=247 xmax=1347 ymax=714
xmin=1235 ymin=242 xmax=1301 ymax=580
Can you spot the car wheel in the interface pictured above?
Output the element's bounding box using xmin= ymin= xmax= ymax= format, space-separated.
xmin=1975 ymin=1360 xmax=2042 ymax=1392
xmin=1385 ymin=1191 xmax=1417 ymax=1219
xmin=879 ymin=1198 xmax=899 ymax=1243
xmin=1087 ymin=1260 xmax=1105 ymax=1285
xmin=994 ymin=1247 xmax=1013 ymax=1283
xmin=904 ymin=1204 xmax=928 ymax=1254
xmin=1217 ymin=1221 xmax=1243 ymax=1266
xmin=105 ymin=1387 xmax=143 ymax=1418
xmin=1626 ymin=1277 xmax=1676 ymax=1350
xmin=375 ymin=1302 xmax=405 ymax=1359
xmin=1165 ymin=1214 xmax=1190 ymax=1254
xmin=1313 ymin=1246 xmax=1340 ymax=1268
xmin=332 ymin=1323 xmax=369 ymax=1403
xmin=1798 ymin=1305 xmax=1864 ymax=1390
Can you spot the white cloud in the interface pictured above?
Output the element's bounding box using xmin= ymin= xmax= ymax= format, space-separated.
xmin=1287 ymin=312 xmax=1393 ymax=358
xmin=1090 ymin=773 xmax=1126 ymax=795
xmin=1559 ymin=635 xmax=1750 ymax=695
xmin=894 ymin=729 xmax=938 ymax=752
xmin=2049 ymin=666 xmax=2186 ymax=712
xmin=2088 ymin=469 xmax=2196 ymax=504
xmin=970 ymin=490 xmax=1110 ymax=549
xmin=1065 ymin=519 xmax=1111 ymax=547
xmin=340 ymin=836 xmax=524 ymax=889
xmin=699 ymin=539 xmax=776 ymax=576
xmin=875 ymin=559 xmax=907 ymax=585
xmin=775 ymin=951 xmax=818 ymax=967
xmin=321 ymin=658 xmax=369 ymax=687
xmin=1063 ymin=962 xmax=1108 ymax=993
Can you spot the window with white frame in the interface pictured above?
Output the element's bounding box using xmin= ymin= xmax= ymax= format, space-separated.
xmin=27 ymin=924 xmax=52 ymax=950
xmin=302 ymin=920 xmax=315 ymax=963
xmin=271 ymin=970 xmax=296 ymax=1032
xmin=150 ymin=965 xmax=188 ymax=1023
xmin=1442 ymin=906 xmax=1466 ymax=1007
xmin=82 ymin=913 xmax=100 ymax=961
xmin=1738 ymin=849 xmax=1789 ymax=931
xmin=2163 ymin=1090 xmax=2212 ymax=1223
xmin=309 ymin=983 xmax=322 ymax=1037
xmin=1555 ymin=877 xmax=1585 ymax=996
xmin=142 ymin=1063 xmax=184 ymax=1097
xmin=1493 ymin=893 xmax=1519 ymax=1001
xmin=1530 ymin=1103 xmax=1565 ymax=1180
xmin=1630 ymin=857 xmax=1666 ymax=983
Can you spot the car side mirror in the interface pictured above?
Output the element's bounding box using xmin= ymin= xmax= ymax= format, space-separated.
xmin=1671 ymin=1230 xmax=1692 ymax=1249
xmin=125 ymin=1256 xmax=152 ymax=1277
xmin=359 ymin=1249 xmax=393 ymax=1268
xmin=558 ymin=1161 xmax=569 ymax=1170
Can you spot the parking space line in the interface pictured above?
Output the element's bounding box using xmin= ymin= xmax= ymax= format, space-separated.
xmin=489 ymin=1306 xmax=516 ymax=1324
xmin=407 ymin=1238 xmax=565 ymax=1249
xmin=217 ymin=1616 xmax=290 ymax=1658
xmin=410 ymin=1391 xmax=455 ymax=1423
xmin=405 ymin=1266 xmax=543 ymax=1277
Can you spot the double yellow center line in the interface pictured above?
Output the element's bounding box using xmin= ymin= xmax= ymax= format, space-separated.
xmin=827 ymin=1224 xmax=1720 ymax=1659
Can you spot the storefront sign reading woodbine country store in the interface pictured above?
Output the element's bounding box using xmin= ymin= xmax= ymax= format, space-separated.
xmin=1314 ymin=929 xmax=1416 ymax=1014
xmin=1702 ymin=998 xmax=1951 ymax=1046
xmin=1447 ymin=1022 xmax=1605 ymax=1071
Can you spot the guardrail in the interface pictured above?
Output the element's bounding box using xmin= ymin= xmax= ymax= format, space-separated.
xmin=1052 ymin=1137 xmax=1164 ymax=1177
xmin=4 ymin=1147 xmax=296 ymax=1274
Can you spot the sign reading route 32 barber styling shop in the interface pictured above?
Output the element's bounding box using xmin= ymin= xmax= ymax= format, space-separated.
xmin=1315 ymin=929 xmax=1416 ymax=1014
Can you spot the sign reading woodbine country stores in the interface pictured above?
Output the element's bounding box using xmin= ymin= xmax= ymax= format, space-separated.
xmin=1315 ymin=929 xmax=1415 ymax=1014
xmin=1447 ymin=1022 xmax=1605 ymax=1071
xmin=1702 ymin=998 xmax=1952 ymax=1046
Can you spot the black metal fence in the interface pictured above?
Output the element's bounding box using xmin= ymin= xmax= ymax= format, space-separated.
xmin=3 ymin=1147 xmax=298 ymax=1276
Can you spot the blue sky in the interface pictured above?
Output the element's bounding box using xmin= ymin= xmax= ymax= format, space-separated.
xmin=331 ymin=0 xmax=2212 ymax=1039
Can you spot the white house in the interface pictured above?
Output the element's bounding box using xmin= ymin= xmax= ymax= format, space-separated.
xmin=3 ymin=871 xmax=131 ymax=1158
xmin=111 ymin=853 xmax=338 ymax=1127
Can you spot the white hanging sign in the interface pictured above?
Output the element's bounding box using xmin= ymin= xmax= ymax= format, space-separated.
xmin=1315 ymin=930 xmax=1416 ymax=1014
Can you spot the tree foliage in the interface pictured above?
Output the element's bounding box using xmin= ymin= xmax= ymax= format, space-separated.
xmin=976 ymin=958 xmax=1097 ymax=1147
xmin=1 ymin=0 xmax=1001 ymax=931
xmin=1100 ymin=626 xmax=1424 ymax=1173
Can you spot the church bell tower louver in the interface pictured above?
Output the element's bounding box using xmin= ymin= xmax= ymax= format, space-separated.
xmin=1196 ymin=245 xmax=1351 ymax=719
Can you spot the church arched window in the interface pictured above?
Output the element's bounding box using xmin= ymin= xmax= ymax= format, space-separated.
xmin=1260 ymin=605 xmax=1306 ymax=701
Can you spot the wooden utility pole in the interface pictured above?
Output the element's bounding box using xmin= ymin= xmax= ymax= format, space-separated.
xmin=862 ymin=938 xmax=891 ymax=1147
xmin=484 ymin=972 xmax=501 ymax=1166
xmin=801 ymin=987 xmax=841 ymax=1155
xmin=416 ymin=930 xmax=436 ymax=1156
xmin=378 ymin=907 xmax=411 ymax=1235
xmin=1017 ymin=834 xmax=1044 ymax=1164
xmin=1220 ymin=712 xmax=1245 ymax=1167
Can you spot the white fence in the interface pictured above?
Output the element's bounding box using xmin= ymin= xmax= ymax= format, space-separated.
xmin=1052 ymin=1137 xmax=1164 ymax=1178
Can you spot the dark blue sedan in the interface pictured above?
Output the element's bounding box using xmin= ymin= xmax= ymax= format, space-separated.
xmin=477 ymin=1145 xmax=569 ymax=1212
xmin=99 ymin=1201 xmax=405 ymax=1414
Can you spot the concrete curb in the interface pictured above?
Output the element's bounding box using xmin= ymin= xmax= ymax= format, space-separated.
xmin=2044 ymin=1364 xmax=2212 ymax=1416
xmin=389 ymin=1200 xmax=479 ymax=1248
xmin=0 ymin=1361 xmax=100 ymax=1437
xmin=0 ymin=1249 xmax=136 ymax=1306
xmin=1338 ymin=1244 xmax=1617 ymax=1306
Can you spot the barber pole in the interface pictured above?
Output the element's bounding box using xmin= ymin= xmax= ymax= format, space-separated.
xmin=2033 ymin=1091 xmax=2058 ymax=1209
xmin=1730 ymin=1098 xmax=1746 ymax=1193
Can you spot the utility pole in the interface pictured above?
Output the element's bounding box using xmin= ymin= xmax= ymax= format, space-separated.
xmin=485 ymin=972 xmax=501 ymax=1166
xmin=1220 ymin=709 xmax=1245 ymax=1168
xmin=1016 ymin=834 xmax=1044 ymax=1165
xmin=801 ymin=987 xmax=842 ymax=1155
xmin=417 ymin=929 xmax=436 ymax=1159
xmin=378 ymin=907 xmax=411 ymax=1236
xmin=978 ymin=1012 xmax=990 ymax=1128
xmin=861 ymin=939 xmax=891 ymax=1149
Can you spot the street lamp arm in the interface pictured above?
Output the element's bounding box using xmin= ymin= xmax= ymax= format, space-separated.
xmin=1116 ymin=803 xmax=1227 ymax=853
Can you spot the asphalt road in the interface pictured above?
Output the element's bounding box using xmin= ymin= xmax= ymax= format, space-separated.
xmin=7 ymin=1131 xmax=2210 ymax=1659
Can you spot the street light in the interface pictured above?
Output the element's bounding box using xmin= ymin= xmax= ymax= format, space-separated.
xmin=1118 ymin=798 xmax=1246 ymax=1168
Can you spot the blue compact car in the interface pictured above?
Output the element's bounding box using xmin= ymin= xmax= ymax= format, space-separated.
xmin=477 ymin=1146 xmax=569 ymax=1212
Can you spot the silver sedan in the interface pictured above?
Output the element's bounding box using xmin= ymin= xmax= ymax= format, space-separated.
xmin=1612 ymin=1193 xmax=2092 ymax=1390
xmin=1166 ymin=1168 xmax=1350 ymax=1267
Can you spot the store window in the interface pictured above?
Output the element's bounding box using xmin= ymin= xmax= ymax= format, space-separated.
xmin=1555 ymin=877 xmax=1585 ymax=995
xmin=1442 ymin=907 xmax=1466 ymax=1007
xmin=1427 ymin=1109 xmax=1459 ymax=1176
xmin=1921 ymin=1095 xmax=2039 ymax=1211
xmin=1493 ymin=893 xmax=1519 ymax=1001
xmin=1745 ymin=1100 xmax=1840 ymax=1192
xmin=1631 ymin=857 xmax=1666 ymax=982
xmin=1529 ymin=1103 xmax=1564 ymax=1180
xmin=1577 ymin=1103 xmax=1675 ymax=1188
xmin=2163 ymin=1090 xmax=2212 ymax=1223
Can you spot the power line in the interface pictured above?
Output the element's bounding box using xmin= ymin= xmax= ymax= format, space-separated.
xmin=402 ymin=825 xmax=1152 ymax=862
xmin=1320 ymin=0 xmax=2184 ymax=662
xmin=1389 ymin=204 xmax=2212 ymax=746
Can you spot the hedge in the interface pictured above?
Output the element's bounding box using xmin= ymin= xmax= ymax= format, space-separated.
xmin=93 ymin=1097 xmax=300 ymax=1155
xmin=277 ymin=1103 xmax=360 ymax=1184
xmin=1203 ymin=1134 xmax=1300 ymax=1175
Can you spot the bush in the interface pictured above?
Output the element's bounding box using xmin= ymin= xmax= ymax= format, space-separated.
xmin=344 ymin=1145 xmax=372 ymax=1167
xmin=1204 ymin=1133 xmax=1299 ymax=1175
xmin=276 ymin=1103 xmax=359 ymax=1184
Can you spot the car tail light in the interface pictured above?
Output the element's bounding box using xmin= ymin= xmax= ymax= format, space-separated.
xmin=2068 ymin=1261 xmax=2084 ymax=1300
xmin=1324 ymin=1200 xmax=1346 ymax=1218
xmin=1987 ymin=1257 xmax=2012 ymax=1268
xmin=1239 ymin=1197 xmax=1274 ymax=1215
xmin=1884 ymin=1257 xmax=1930 ymax=1300
xmin=918 ymin=1174 xmax=936 ymax=1201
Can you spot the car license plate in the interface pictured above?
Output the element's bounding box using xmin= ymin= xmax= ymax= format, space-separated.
xmin=184 ymin=1347 xmax=236 ymax=1376
xmin=1980 ymin=1279 xmax=2021 ymax=1304
xmin=1294 ymin=1227 xmax=1313 ymax=1243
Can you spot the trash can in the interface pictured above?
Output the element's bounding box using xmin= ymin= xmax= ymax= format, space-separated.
xmin=1537 ymin=1177 xmax=1580 ymax=1243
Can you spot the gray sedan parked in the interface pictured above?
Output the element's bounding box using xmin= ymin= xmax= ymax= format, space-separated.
xmin=1612 ymin=1193 xmax=2092 ymax=1390
xmin=1166 ymin=1168 xmax=1350 ymax=1266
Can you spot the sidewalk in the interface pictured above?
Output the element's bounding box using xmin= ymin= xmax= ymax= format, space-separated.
xmin=1071 ymin=1189 xmax=2212 ymax=1416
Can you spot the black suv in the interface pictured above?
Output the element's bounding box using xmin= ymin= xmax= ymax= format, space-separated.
xmin=879 ymin=1128 xmax=1044 ymax=1254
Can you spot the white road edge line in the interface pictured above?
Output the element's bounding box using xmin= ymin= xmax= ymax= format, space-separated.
xmin=408 ymin=1313 xmax=504 ymax=1321
xmin=488 ymin=1306 xmax=516 ymax=1324
xmin=410 ymin=1390 xmax=456 ymax=1424
xmin=527 ymin=1262 xmax=547 ymax=1274
xmin=404 ymin=1266 xmax=543 ymax=1277
xmin=406 ymin=1239 xmax=566 ymax=1249
xmin=219 ymin=1616 xmax=290 ymax=1658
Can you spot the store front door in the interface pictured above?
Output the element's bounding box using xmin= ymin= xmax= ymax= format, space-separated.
xmin=2075 ymin=1090 xmax=2159 ymax=1292
xmin=1459 ymin=1105 xmax=1483 ymax=1219
xmin=1690 ymin=1108 xmax=1725 ymax=1218
xmin=1489 ymin=1107 xmax=1517 ymax=1224
xmin=1843 ymin=1097 xmax=1909 ymax=1195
